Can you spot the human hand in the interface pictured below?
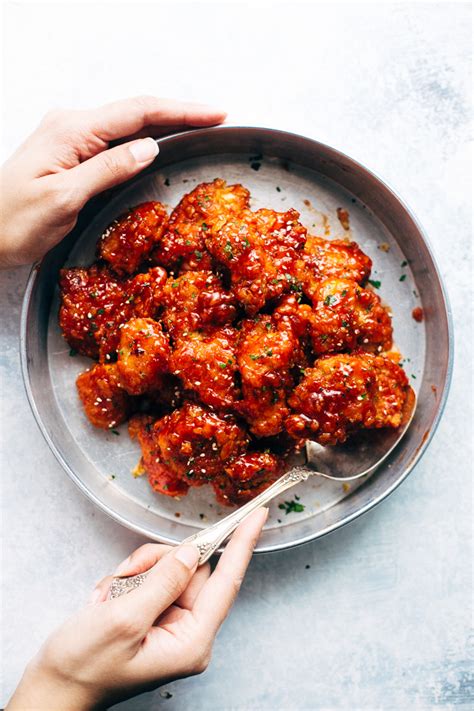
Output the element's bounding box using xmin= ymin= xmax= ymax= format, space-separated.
xmin=0 ymin=96 xmax=226 ymax=268
xmin=7 ymin=508 xmax=267 ymax=711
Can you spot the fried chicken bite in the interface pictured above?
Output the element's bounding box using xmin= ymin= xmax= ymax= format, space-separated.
xmin=236 ymin=315 xmax=305 ymax=437
xmin=213 ymin=451 xmax=282 ymax=506
xmin=76 ymin=363 xmax=130 ymax=429
xmin=98 ymin=202 xmax=168 ymax=275
xmin=309 ymin=278 xmax=393 ymax=355
xmin=286 ymin=353 xmax=410 ymax=445
xmin=116 ymin=318 xmax=171 ymax=395
xmin=272 ymin=293 xmax=313 ymax=339
xmin=154 ymin=179 xmax=250 ymax=271
xmin=59 ymin=264 xmax=169 ymax=362
xmin=170 ymin=327 xmax=240 ymax=410
xmin=204 ymin=207 xmax=307 ymax=315
xmin=59 ymin=264 xmax=132 ymax=359
xmin=299 ymin=235 xmax=372 ymax=302
xmin=131 ymin=403 xmax=249 ymax=494
xmin=129 ymin=415 xmax=190 ymax=497
xmin=162 ymin=271 xmax=237 ymax=340
xmin=125 ymin=267 xmax=167 ymax=319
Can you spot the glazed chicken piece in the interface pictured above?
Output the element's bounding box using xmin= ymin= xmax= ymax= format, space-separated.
xmin=116 ymin=318 xmax=171 ymax=395
xmin=129 ymin=415 xmax=190 ymax=497
xmin=130 ymin=402 xmax=249 ymax=495
xmin=297 ymin=235 xmax=372 ymax=303
xmin=76 ymin=363 xmax=130 ymax=429
xmin=154 ymin=179 xmax=250 ymax=271
xmin=98 ymin=202 xmax=168 ymax=275
xmin=59 ymin=264 xmax=132 ymax=360
xmin=161 ymin=271 xmax=237 ymax=340
xmin=308 ymin=278 xmax=393 ymax=355
xmin=124 ymin=266 xmax=167 ymax=319
xmin=272 ymin=293 xmax=313 ymax=339
xmin=204 ymin=207 xmax=306 ymax=315
xmin=59 ymin=264 xmax=168 ymax=362
xmin=170 ymin=327 xmax=240 ymax=410
xmin=286 ymin=353 xmax=410 ymax=445
xmin=236 ymin=315 xmax=305 ymax=437
xmin=213 ymin=451 xmax=282 ymax=506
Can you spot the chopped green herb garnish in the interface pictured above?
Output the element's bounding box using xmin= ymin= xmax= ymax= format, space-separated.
xmin=224 ymin=241 xmax=234 ymax=259
xmin=276 ymin=186 xmax=281 ymax=192
xmin=164 ymin=178 xmax=170 ymax=186
xmin=90 ymin=292 xmax=97 ymax=299
xmin=265 ymin=348 xmax=273 ymax=357
xmin=399 ymin=274 xmax=407 ymax=282
xmin=111 ymin=429 xmax=120 ymax=436
xmin=171 ymin=281 xmax=179 ymax=288
xmin=278 ymin=499 xmax=305 ymax=515
xmin=341 ymin=320 xmax=349 ymax=328
xmin=411 ymin=374 xmax=417 ymax=379
xmin=341 ymin=289 xmax=348 ymax=297
xmin=324 ymin=294 xmax=337 ymax=306
xmin=243 ymin=237 xmax=250 ymax=248
xmin=194 ymin=250 xmax=203 ymax=260
xmin=201 ymin=222 xmax=209 ymax=231
xmin=250 ymin=354 xmax=260 ymax=361
xmin=69 ymin=348 xmax=77 ymax=357
xmin=96 ymin=308 xmax=105 ymax=315
xmin=368 ymin=279 xmax=381 ymax=289
xmin=218 ymin=362 xmax=227 ymax=369
xmin=401 ymin=260 xmax=408 ymax=267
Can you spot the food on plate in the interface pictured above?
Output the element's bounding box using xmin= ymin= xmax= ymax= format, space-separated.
xmin=98 ymin=201 xmax=168 ymax=275
xmin=59 ymin=178 xmax=411 ymax=506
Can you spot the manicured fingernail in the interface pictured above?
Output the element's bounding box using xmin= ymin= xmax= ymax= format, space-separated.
xmin=114 ymin=556 xmax=131 ymax=576
xmin=174 ymin=544 xmax=200 ymax=570
xmin=88 ymin=587 xmax=102 ymax=605
xmin=129 ymin=137 xmax=159 ymax=163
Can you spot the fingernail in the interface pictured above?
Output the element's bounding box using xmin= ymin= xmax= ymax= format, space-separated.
xmin=114 ymin=555 xmax=131 ymax=576
xmin=88 ymin=587 xmax=102 ymax=605
xmin=129 ymin=137 xmax=159 ymax=163
xmin=174 ymin=544 xmax=200 ymax=570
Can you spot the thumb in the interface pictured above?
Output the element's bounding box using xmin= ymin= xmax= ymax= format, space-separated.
xmin=68 ymin=137 xmax=159 ymax=203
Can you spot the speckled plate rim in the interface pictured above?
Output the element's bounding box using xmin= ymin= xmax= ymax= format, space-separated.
xmin=20 ymin=125 xmax=454 ymax=553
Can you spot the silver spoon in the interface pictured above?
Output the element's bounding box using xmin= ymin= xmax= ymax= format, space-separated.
xmin=110 ymin=390 xmax=416 ymax=598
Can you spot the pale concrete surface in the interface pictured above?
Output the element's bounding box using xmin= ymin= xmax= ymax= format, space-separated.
xmin=1 ymin=2 xmax=472 ymax=709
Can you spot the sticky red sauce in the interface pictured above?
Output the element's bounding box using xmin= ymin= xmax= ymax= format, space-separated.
xmin=412 ymin=307 xmax=424 ymax=322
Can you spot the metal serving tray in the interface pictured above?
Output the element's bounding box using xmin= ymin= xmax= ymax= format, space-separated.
xmin=20 ymin=126 xmax=453 ymax=553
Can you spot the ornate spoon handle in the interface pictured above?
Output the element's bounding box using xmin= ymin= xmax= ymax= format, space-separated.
xmin=109 ymin=465 xmax=313 ymax=598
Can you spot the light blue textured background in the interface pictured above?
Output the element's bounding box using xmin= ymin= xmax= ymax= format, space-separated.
xmin=1 ymin=2 xmax=472 ymax=709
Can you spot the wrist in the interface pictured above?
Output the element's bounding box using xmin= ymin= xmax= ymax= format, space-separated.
xmin=7 ymin=659 xmax=102 ymax=711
